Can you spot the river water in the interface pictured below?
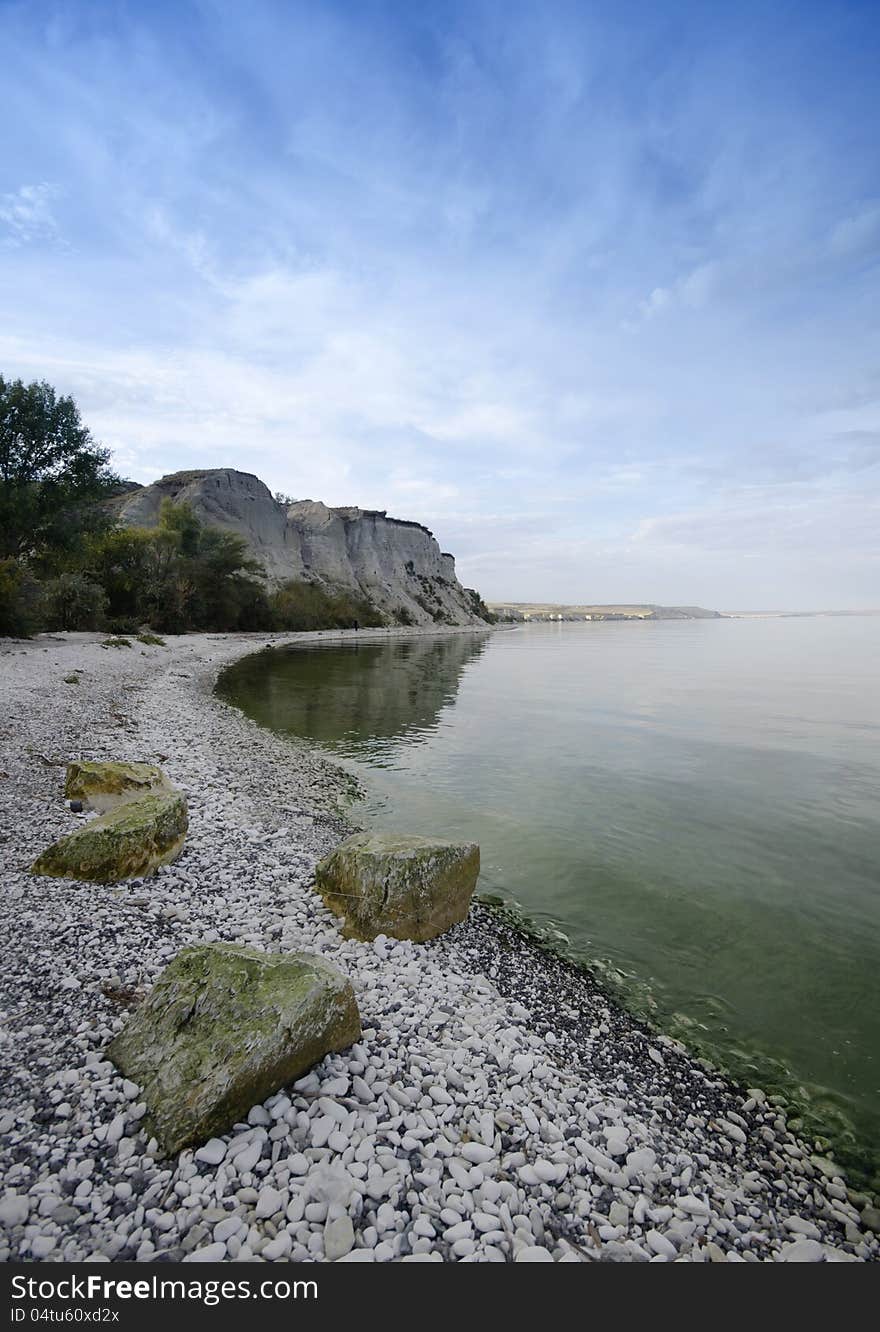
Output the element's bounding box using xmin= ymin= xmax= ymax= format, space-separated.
xmin=217 ymin=616 xmax=880 ymax=1184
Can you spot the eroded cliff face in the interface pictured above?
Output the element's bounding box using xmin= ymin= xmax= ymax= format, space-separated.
xmin=116 ymin=469 xmax=488 ymax=626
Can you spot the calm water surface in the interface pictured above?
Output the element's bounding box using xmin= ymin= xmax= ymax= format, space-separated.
xmin=218 ymin=618 xmax=880 ymax=1182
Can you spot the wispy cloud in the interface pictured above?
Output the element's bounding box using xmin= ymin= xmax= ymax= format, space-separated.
xmin=1 ymin=0 xmax=879 ymax=609
xmin=0 ymin=182 xmax=61 ymax=246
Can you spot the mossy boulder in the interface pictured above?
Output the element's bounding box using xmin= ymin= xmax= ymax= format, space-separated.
xmin=107 ymin=944 xmax=361 ymax=1156
xmin=64 ymin=760 xmax=174 ymax=813
xmin=30 ymin=791 xmax=188 ymax=883
xmin=314 ymin=831 xmax=480 ymax=942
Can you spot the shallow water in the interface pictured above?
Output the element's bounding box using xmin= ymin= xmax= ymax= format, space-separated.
xmin=218 ymin=618 xmax=880 ymax=1183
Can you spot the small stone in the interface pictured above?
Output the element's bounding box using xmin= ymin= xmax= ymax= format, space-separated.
xmin=255 ymin=1186 xmax=283 ymax=1219
xmin=778 ymin=1238 xmax=826 ymax=1262
xmin=184 ymin=1242 xmax=228 ymax=1263
xmin=0 ymin=1195 xmax=29 ymax=1227
xmin=262 ymin=1232 xmax=292 ymax=1260
xmin=195 ymin=1139 xmax=227 ymax=1166
xmin=324 ymin=1215 xmax=355 ymax=1261
xmin=214 ymin=1215 xmax=242 ymax=1244
xmin=515 ymin=1245 xmax=555 ymax=1262
xmin=626 ymin=1146 xmax=657 ymax=1176
xmin=645 ymin=1229 xmax=677 ymax=1259
xmin=460 ymin=1143 xmax=495 ymax=1165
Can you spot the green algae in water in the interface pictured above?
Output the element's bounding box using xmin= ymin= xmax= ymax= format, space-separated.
xmin=217 ymin=620 xmax=880 ymax=1191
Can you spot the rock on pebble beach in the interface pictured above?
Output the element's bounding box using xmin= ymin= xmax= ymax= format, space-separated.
xmin=63 ymin=760 xmax=175 ymax=814
xmin=314 ymin=830 xmax=479 ymax=941
xmin=30 ymin=790 xmax=188 ymax=884
xmin=107 ymin=943 xmax=361 ymax=1154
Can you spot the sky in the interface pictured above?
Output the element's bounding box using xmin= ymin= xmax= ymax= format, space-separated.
xmin=1 ymin=0 xmax=879 ymax=611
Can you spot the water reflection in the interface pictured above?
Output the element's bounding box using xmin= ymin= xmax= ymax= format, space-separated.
xmin=217 ymin=632 xmax=489 ymax=751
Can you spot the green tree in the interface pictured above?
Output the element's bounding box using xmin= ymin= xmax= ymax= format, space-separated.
xmin=43 ymin=572 xmax=108 ymax=631
xmin=87 ymin=500 xmax=268 ymax=633
xmin=0 ymin=375 xmax=119 ymax=567
xmin=87 ymin=527 xmax=154 ymax=628
xmin=0 ymin=558 xmax=45 ymax=636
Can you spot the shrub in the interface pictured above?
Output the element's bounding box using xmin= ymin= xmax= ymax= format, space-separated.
xmin=270 ymin=580 xmax=384 ymax=631
xmin=0 ymin=558 xmax=45 ymax=637
xmin=466 ymin=588 xmax=495 ymax=623
xmin=43 ymin=572 xmax=108 ymax=631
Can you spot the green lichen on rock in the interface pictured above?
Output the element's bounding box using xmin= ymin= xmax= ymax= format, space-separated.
xmin=314 ymin=831 xmax=480 ymax=942
xmin=64 ymin=760 xmax=174 ymax=813
xmin=30 ymin=791 xmax=188 ymax=883
xmin=107 ymin=943 xmax=361 ymax=1156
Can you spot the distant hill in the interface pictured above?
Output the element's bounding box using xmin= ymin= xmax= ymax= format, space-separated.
xmin=488 ymin=602 xmax=722 ymax=622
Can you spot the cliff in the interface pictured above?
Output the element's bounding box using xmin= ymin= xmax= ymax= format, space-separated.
xmin=114 ymin=469 xmax=490 ymax=627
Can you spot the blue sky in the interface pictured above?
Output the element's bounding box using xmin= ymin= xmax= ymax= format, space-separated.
xmin=2 ymin=0 xmax=878 ymax=609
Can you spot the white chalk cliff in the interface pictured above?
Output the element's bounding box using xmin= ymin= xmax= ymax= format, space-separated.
xmin=115 ymin=469 xmax=489 ymax=626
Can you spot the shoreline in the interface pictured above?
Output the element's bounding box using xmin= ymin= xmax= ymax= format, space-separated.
xmin=1 ymin=628 xmax=877 ymax=1262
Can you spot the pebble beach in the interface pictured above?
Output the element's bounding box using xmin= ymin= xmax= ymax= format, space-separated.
xmin=1 ymin=628 xmax=877 ymax=1264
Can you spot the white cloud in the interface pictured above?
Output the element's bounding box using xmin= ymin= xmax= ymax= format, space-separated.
xmin=639 ymin=286 xmax=670 ymax=320
xmin=635 ymin=261 xmax=720 ymax=325
xmin=0 ymin=182 xmax=61 ymax=245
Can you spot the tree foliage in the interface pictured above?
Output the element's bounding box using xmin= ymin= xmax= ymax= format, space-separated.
xmin=43 ymin=572 xmax=108 ymax=631
xmin=0 ymin=375 xmax=120 ymax=566
xmin=89 ymin=500 xmax=268 ymax=633
xmin=0 ymin=558 xmax=45 ymax=637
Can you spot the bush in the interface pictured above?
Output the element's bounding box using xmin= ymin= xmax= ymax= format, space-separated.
xmin=0 ymin=559 xmax=45 ymax=637
xmin=270 ymin=580 xmax=384 ymax=631
xmin=43 ymin=572 xmax=108 ymax=631
xmin=466 ymin=588 xmax=496 ymax=623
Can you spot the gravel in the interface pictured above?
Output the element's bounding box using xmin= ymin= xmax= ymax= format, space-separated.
xmin=0 ymin=628 xmax=877 ymax=1264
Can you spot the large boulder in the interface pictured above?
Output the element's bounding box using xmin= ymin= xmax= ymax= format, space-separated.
xmin=314 ymin=831 xmax=480 ymax=942
xmin=64 ymin=760 xmax=174 ymax=813
xmin=30 ymin=791 xmax=188 ymax=883
xmin=107 ymin=944 xmax=361 ymax=1156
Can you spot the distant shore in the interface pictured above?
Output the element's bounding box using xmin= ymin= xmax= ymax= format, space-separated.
xmin=0 ymin=628 xmax=876 ymax=1262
